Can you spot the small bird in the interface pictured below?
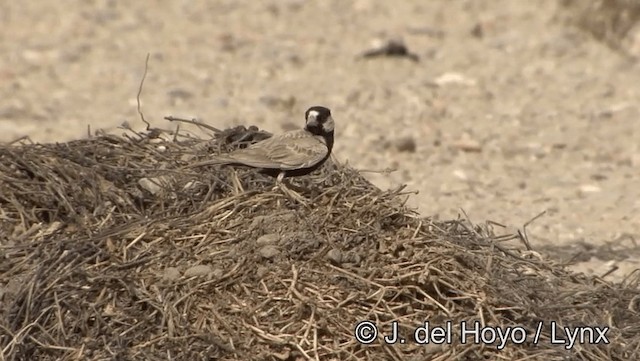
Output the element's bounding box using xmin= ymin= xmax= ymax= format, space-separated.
xmin=188 ymin=106 xmax=335 ymax=193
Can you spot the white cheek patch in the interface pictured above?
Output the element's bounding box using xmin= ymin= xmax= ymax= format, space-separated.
xmin=323 ymin=117 xmax=335 ymax=132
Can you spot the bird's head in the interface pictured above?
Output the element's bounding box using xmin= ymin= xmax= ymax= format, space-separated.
xmin=304 ymin=106 xmax=334 ymax=136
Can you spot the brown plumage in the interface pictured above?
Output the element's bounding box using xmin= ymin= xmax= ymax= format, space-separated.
xmin=189 ymin=106 xmax=335 ymax=182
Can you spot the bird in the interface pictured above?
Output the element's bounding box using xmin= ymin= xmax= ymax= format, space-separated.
xmin=187 ymin=106 xmax=335 ymax=198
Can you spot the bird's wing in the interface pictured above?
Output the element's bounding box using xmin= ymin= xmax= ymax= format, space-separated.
xmin=224 ymin=130 xmax=328 ymax=170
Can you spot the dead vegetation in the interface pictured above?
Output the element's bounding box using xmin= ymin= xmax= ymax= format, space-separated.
xmin=559 ymin=0 xmax=640 ymax=57
xmin=1 ymin=124 xmax=640 ymax=361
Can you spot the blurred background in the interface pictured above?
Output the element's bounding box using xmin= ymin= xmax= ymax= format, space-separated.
xmin=1 ymin=0 xmax=639 ymax=279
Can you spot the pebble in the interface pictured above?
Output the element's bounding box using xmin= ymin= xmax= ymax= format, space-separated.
xmin=326 ymin=248 xmax=343 ymax=264
xmin=184 ymin=265 xmax=212 ymax=277
xmin=395 ymin=136 xmax=417 ymax=153
xmin=256 ymin=266 xmax=269 ymax=279
xmin=452 ymin=139 xmax=482 ymax=152
xmin=452 ymin=169 xmax=468 ymax=181
xmin=167 ymin=88 xmax=194 ymax=101
xmin=259 ymin=245 xmax=280 ymax=259
xmin=579 ymin=184 xmax=602 ymax=194
xmin=359 ymin=37 xmax=420 ymax=62
xmin=138 ymin=177 xmax=163 ymax=195
xmin=433 ymin=72 xmax=477 ymax=87
xmin=162 ymin=267 xmax=181 ymax=281
xmin=256 ymin=233 xmax=279 ymax=245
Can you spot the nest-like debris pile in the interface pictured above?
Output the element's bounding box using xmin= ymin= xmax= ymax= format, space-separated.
xmin=1 ymin=125 xmax=640 ymax=361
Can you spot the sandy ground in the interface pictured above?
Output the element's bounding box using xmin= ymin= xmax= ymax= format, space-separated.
xmin=1 ymin=1 xmax=639 ymax=280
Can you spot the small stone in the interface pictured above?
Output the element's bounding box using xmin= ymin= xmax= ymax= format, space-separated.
xmin=256 ymin=266 xmax=269 ymax=279
xmin=167 ymin=88 xmax=194 ymax=101
xmin=452 ymin=138 xmax=482 ymax=152
xmin=22 ymin=49 xmax=54 ymax=64
xmin=470 ymin=22 xmax=484 ymax=38
xmin=138 ymin=177 xmax=164 ymax=195
xmin=163 ymin=267 xmax=181 ymax=281
xmin=184 ymin=265 xmax=212 ymax=277
xmin=250 ymin=215 xmax=269 ymax=229
xmin=452 ymin=169 xmax=468 ymax=181
xmin=326 ymin=248 xmax=343 ymax=264
xmin=277 ymin=212 xmax=296 ymax=222
xmin=433 ymin=72 xmax=477 ymax=87
xmin=211 ymin=268 xmax=224 ymax=278
xmin=395 ymin=136 xmax=417 ymax=153
xmin=257 ymin=233 xmax=279 ymax=245
xmin=359 ymin=37 xmax=420 ymax=62
xmin=579 ymin=184 xmax=601 ymax=194
xmin=259 ymin=245 xmax=280 ymax=259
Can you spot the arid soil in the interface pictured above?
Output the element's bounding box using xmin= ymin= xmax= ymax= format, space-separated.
xmin=2 ymin=1 xmax=639 ymax=280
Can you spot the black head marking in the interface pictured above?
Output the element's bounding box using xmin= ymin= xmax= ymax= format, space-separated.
xmin=304 ymin=106 xmax=334 ymax=135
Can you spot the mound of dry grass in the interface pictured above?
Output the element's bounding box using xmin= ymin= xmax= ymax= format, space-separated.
xmin=1 ymin=125 xmax=640 ymax=361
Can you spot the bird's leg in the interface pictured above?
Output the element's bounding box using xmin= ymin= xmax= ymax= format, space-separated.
xmin=274 ymin=172 xmax=308 ymax=205
xmin=272 ymin=172 xmax=285 ymax=191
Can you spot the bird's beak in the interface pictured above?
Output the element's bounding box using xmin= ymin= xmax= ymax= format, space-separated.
xmin=306 ymin=117 xmax=318 ymax=127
